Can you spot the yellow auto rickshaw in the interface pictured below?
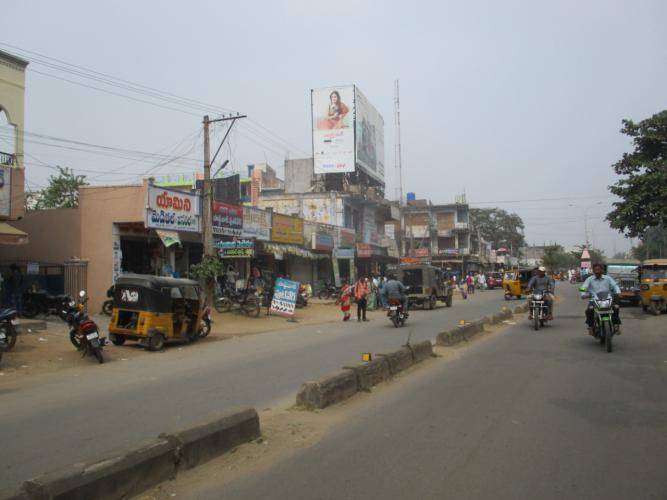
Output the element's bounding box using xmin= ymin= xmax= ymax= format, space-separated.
xmin=502 ymin=268 xmax=535 ymax=300
xmin=638 ymin=259 xmax=667 ymax=315
xmin=108 ymin=274 xmax=211 ymax=351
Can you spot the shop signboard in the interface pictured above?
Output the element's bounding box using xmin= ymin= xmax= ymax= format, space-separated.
xmin=409 ymin=247 xmax=430 ymax=258
xmin=338 ymin=227 xmax=356 ymax=248
xmin=212 ymin=201 xmax=243 ymax=237
xmin=313 ymin=232 xmax=335 ymax=251
xmin=271 ymin=213 xmax=304 ymax=245
xmin=384 ymin=223 xmax=396 ymax=240
xmin=217 ymin=239 xmax=255 ymax=258
xmin=270 ymin=277 xmax=300 ymax=317
xmin=356 ymin=243 xmax=372 ymax=258
xmin=312 ymin=85 xmax=355 ymax=175
xmin=334 ymin=248 xmax=355 ymax=259
xmin=146 ymin=186 xmax=201 ymax=233
xmin=241 ymin=206 xmax=271 ymax=240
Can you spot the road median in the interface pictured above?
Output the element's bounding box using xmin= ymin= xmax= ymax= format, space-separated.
xmin=9 ymin=408 xmax=259 ymax=500
xmin=436 ymin=306 xmax=524 ymax=347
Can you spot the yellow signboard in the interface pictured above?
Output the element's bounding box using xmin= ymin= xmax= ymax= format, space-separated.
xmin=271 ymin=213 xmax=304 ymax=245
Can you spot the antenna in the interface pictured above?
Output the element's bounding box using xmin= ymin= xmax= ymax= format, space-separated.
xmin=394 ymin=79 xmax=404 ymax=206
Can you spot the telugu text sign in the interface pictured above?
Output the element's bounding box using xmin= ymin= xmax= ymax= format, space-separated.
xmin=241 ymin=206 xmax=271 ymax=240
xmin=270 ymin=278 xmax=299 ymax=317
xmin=146 ymin=186 xmax=201 ymax=233
xmin=271 ymin=213 xmax=304 ymax=245
xmin=212 ymin=201 xmax=243 ymax=237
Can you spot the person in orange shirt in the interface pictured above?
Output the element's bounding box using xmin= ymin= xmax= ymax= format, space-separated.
xmin=355 ymin=277 xmax=369 ymax=322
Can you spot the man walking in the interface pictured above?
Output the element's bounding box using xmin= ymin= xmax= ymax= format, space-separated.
xmin=355 ymin=276 xmax=369 ymax=321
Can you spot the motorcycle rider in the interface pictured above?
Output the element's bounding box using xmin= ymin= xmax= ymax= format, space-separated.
xmin=580 ymin=263 xmax=622 ymax=335
xmin=381 ymin=274 xmax=408 ymax=315
xmin=527 ymin=266 xmax=555 ymax=320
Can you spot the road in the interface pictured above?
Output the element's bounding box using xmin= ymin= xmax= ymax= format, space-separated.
xmin=167 ymin=284 xmax=667 ymax=500
xmin=0 ymin=289 xmax=503 ymax=491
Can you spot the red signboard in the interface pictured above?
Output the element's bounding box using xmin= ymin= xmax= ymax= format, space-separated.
xmin=212 ymin=202 xmax=243 ymax=237
xmin=409 ymin=248 xmax=430 ymax=258
xmin=356 ymin=243 xmax=372 ymax=258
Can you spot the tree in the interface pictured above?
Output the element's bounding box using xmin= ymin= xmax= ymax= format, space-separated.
xmin=470 ymin=208 xmax=526 ymax=252
xmin=630 ymin=226 xmax=667 ymax=260
xmin=606 ymin=111 xmax=667 ymax=238
xmin=542 ymin=244 xmax=578 ymax=271
xmin=32 ymin=166 xmax=88 ymax=209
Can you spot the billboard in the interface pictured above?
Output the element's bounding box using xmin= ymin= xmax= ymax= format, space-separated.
xmin=312 ymin=85 xmax=355 ymax=175
xmin=212 ymin=201 xmax=243 ymax=237
xmin=146 ymin=186 xmax=201 ymax=233
xmin=354 ymin=87 xmax=384 ymax=183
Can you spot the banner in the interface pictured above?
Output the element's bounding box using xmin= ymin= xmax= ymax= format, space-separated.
xmin=146 ymin=186 xmax=200 ymax=233
xmin=354 ymin=87 xmax=385 ymax=183
xmin=0 ymin=166 xmax=11 ymax=217
xmin=217 ymin=239 xmax=254 ymax=258
xmin=241 ymin=206 xmax=271 ymax=240
xmin=338 ymin=227 xmax=356 ymax=248
xmin=270 ymin=278 xmax=300 ymax=317
xmin=156 ymin=230 xmax=181 ymax=247
xmin=312 ymin=85 xmax=355 ymax=175
xmin=271 ymin=213 xmax=304 ymax=245
xmin=212 ymin=201 xmax=243 ymax=237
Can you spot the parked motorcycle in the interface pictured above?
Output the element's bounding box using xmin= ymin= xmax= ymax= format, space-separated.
xmin=63 ymin=290 xmax=106 ymax=363
xmin=529 ymin=292 xmax=550 ymax=331
xmin=0 ymin=308 xmax=19 ymax=366
xmin=387 ymin=298 xmax=408 ymax=328
xmin=21 ymin=288 xmax=71 ymax=319
xmin=586 ymin=290 xmax=617 ymax=353
xmin=215 ymin=285 xmax=261 ymax=317
xmin=317 ymin=282 xmax=340 ymax=300
xmin=101 ymin=285 xmax=115 ymax=316
xmin=199 ymin=305 xmax=212 ymax=338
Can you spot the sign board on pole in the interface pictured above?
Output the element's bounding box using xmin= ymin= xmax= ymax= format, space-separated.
xmin=212 ymin=202 xmax=243 ymax=237
xmin=241 ymin=206 xmax=271 ymax=240
xmin=270 ymin=278 xmax=300 ymax=317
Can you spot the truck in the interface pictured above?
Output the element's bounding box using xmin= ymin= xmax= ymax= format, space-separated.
xmin=605 ymin=260 xmax=640 ymax=306
xmin=397 ymin=264 xmax=454 ymax=309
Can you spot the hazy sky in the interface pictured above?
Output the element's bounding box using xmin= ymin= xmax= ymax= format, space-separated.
xmin=3 ymin=0 xmax=666 ymax=255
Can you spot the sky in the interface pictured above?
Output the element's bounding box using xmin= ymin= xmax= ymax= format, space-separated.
xmin=2 ymin=0 xmax=666 ymax=255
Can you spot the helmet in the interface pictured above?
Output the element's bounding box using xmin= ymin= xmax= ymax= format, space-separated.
xmin=538 ymin=266 xmax=546 ymax=272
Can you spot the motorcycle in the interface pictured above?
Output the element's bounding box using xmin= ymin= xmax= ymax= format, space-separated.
xmin=586 ymin=290 xmax=617 ymax=353
xmin=317 ymin=282 xmax=341 ymax=300
xmin=101 ymin=285 xmax=114 ymax=316
xmin=387 ymin=298 xmax=408 ymax=328
xmin=21 ymin=288 xmax=71 ymax=319
xmin=214 ymin=285 xmax=261 ymax=317
xmin=529 ymin=291 xmax=550 ymax=330
xmin=296 ymin=284 xmax=309 ymax=308
xmin=63 ymin=290 xmax=106 ymax=364
xmin=0 ymin=308 xmax=19 ymax=365
xmin=199 ymin=305 xmax=212 ymax=338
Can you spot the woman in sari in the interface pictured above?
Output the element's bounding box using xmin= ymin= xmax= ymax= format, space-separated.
xmin=337 ymin=279 xmax=352 ymax=321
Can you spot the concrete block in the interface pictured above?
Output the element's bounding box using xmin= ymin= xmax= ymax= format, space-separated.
xmin=296 ymin=370 xmax=359 ymax=409
xmin=0 ymin=487 xmax=28 ymax=500
xmin=436 ymin=328 xmax=465 ymax=346
xmin=482 ymin=315 xmax=493 ymax=325
xmin=163 ymin=408 xmax=260 ymax=471
xmin=408 ymin=340 xmax=434 ymax=363
xmin=378 ymin=347 xmax=414 ymax=375
xmin=345 ymin=358 xmax=391 ymax=391
xmin=22 ymin=438 xmax=176 ymax=500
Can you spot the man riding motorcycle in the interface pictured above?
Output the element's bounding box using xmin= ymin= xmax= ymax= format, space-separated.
xmin=527 ymin=266 xmax=555 ymax=320
xmin=381 ymin=274 xmax=408 ymax=316
xmin=580 ymin=263 xmax=622 ymax=335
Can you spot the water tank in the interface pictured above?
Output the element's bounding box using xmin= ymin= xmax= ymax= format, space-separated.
xmin=406 ymin=192 xmax=416 ymax=202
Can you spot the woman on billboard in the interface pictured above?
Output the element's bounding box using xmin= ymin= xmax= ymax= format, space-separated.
xmin=318 ymin=90 xmax=349 ymax=130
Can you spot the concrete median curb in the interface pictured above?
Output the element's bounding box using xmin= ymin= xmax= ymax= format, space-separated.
xmin=161 ymin=408 xmax=260 ymax=471
xmin=15 ymin=408 xmax=260 ymax=500
xmin=437 ymin=307 xmax=519 ymax=347
xmin=22 ymin=437 xmax=176 ymax=500
xmin=297 ymin=342 xmax=435 ymax=409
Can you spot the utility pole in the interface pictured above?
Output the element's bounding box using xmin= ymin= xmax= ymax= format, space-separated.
xmin=394 ymin=79 xmax=404 ymax=206
xmin=202 ymin=113 xmax=247 ymax=305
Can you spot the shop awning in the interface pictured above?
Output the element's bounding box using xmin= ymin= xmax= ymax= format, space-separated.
xmin=156 ymin=230 xmax=181 ymax=247
xmin=262 ymin=243 xmax=327 ymax=260
xmin=0 ymin=222 xmax=28 ymax=245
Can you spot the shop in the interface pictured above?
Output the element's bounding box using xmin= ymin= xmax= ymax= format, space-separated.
xmin=356 ymin=243 xmax=396 ymax=278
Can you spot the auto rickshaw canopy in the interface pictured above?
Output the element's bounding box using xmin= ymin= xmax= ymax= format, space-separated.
xmin=113 ymin=274 xmax=202 ymax=313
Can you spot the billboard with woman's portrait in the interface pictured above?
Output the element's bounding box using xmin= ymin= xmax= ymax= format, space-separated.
xmin=311 ymin=85 xmax=355 ymax=175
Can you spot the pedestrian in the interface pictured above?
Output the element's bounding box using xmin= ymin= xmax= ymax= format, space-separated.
xmin=355 ymin=276 xmax=369 ymax=321
xmin=378 ymin=275 xmax=387 ymax=308
xmin=478 ymin=272 xmax=487 ymax=291
xmin=7 ymin=264 xmax=23 ymax=316
xmin=366 ymin=277 xmax=377 ymax=310
xmin=466 ymin=274 xmax=474 ymax=295
xmin=336 ymin=279 xmax=352 ymax=321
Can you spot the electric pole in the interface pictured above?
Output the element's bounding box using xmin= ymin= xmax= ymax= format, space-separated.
xmin=202 ymin=113 xmax=247 ymax=305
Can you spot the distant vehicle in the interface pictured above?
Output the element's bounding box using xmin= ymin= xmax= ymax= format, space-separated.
xmin=486 ymin=272 xmax=503 ymax=289
xmin=638 ymin=259 xmax=667 ymax=315
xmin=398 ymin=264 xmax=453 ymax=309
xmin=605 ymin=260 xmax=640 ymax=306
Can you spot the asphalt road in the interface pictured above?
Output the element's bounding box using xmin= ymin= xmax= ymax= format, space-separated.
xmin=0 ymin=289 xmax=504 ymax=491
xmin=188 ymin=284 xmax=667 ymax=500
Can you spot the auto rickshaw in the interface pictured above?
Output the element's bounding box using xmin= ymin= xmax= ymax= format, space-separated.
xmin=638 ymin=259 xmax=667 ymax=315
xmin=108 ymin=274 xmax=211 ymax=351
xmin=502 ymin=268 xmax=534 ymax=300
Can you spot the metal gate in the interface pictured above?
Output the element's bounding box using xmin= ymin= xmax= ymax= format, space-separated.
xmin=64 ymin=259 xmax=88 ymax=299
